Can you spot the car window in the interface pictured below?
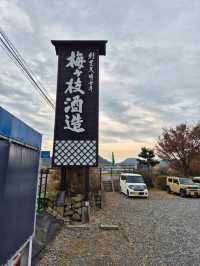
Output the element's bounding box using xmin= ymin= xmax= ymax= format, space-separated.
xmin=126 ymin=175 xmax=144 ymax=183
xmin=173 ymin=179 xmax=179 ymax=184
xmin=179 ymin=178 xmax=194 ymax=185
xmin=168 ymin=178 xmax=172 ymax=183
xmin=120 ymin=176 xmax=126 ymax=181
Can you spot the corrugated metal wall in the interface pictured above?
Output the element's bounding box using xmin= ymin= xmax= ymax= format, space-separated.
xmin=0 ymin=141 xmax=40 ymax=265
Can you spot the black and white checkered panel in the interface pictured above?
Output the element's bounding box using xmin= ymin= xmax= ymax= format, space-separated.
xmin=54 ymin=140 xmax=97 ymax=166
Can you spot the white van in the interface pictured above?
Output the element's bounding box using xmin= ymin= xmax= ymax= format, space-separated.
xmin=120 ymin=173 xmax=148 ymax=198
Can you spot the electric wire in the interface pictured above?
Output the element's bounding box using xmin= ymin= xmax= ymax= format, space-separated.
xmin=0 ymin=27 xmax=55 ymax=107
xmin=0 ymin=34 xmax=55 ymax=110
xmin=0 ymin=28 xmax=55 ymax=110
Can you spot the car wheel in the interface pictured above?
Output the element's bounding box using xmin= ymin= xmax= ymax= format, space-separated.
xmin=166 ymin=186 xmax=171 ymax=193
xmin=180 ymin=189 xmax=186 ymax=197
xmin=127 ymin=190 xmax=129 ymax=198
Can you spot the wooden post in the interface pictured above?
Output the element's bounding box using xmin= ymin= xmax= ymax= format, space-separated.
xmin=82 ymin=167 xmax=90 ymax=223
xmin=85 ymin=167 xmax=90 ymax=201
xmin=43 ymin=170 xmax=48 ymax=206
xmin=65 ymin=168 xmax=69 ymax=196
xmin=56 ymin=167 xmax=67 ymax=215
xmin=60 ymin=167 xmax=66 ymax=190
xmin=100 ymin=167 xmax=102 ymax=208
xmin=38 ymin=170 xmax=43 ymax=210
xmin=100 ymin=167 xmax=102 ymax=191
xmin=111 ymin=167 xmax=114 ymax=192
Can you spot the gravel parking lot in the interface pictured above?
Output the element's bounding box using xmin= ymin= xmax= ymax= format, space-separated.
xmin=37 ymin=191 xmax=200 ymax=266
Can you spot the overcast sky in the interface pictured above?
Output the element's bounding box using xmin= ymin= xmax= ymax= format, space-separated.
xmin=0 ymin=0 xmax=200 ymax=161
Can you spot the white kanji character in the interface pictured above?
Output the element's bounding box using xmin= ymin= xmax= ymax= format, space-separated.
xmin=76 ymin=51 xmax=86 ymax=69
xmin=71 ymin=113 xmax=85 ymax=132
xmin=64 ymin=97 xmax=71 ymax=113
xmin=66 ymin=51 xmax=85 ymax=69
xmin=64 ymin=114 xmax=71 ymax=129
xmin=65 ymin=78 xmax=74 ymax=94
xmin=71 ymin=95 xmax=83 ymax=113
xmin=89 ymin=60 xmax=94 ymax=67
xmin=66 ymin=51 xmax=76 ymax=68
xmin=89 ymin=81 xmax=93 ymax=92
xmin=64 ymin=113 xmax=85 ymax=132
xmin=65 ymin=78 xmax=84 ymax=95
xmin=74 ymin=77 xmax=84 ymax=94
xmin=88 ymin=52 xmax=95 ymax=60
xmin=73 ymin=69 xmax=82 ymax=77
xmin=89 ymin=73 xmax=94 ymax=80
xmin=89 ymin=66 xmax=94 ymax=74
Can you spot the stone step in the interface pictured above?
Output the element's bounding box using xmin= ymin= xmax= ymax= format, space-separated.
xmin=99 ymin=224 xmax=120 ymax=230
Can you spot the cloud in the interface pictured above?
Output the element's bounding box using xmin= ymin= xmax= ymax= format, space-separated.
xmin=0 ymin=0 xmax=33 ymax=32
xmin=0 ymin=0 xmax=200 ymax=161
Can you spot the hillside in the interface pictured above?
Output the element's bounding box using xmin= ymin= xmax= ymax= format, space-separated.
xmin=119 ymin=157 xmax=138 ymax=165
xmin=98 ymin=155 xmax=111 ymax=166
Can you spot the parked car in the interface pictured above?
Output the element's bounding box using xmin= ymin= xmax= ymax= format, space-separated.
xmin=120 ymin=173 xmax=148 ymax=198
xmin=192 ymin=177 xmax=200 ymax=184
xmin=166 ymin=176 xmax=200 ymax=197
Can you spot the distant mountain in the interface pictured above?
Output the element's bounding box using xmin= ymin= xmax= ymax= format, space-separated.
xmin=98 ymin=155 xmax=111 ymax=166
xmin=159 ymin=160 xmax=169 ymax=169
xmin=119 ymin=157 xmax=138 ymax=166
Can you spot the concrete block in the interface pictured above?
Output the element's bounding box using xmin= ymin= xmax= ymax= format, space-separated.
xmin=99 ymin=224 xmax=119 ymax=230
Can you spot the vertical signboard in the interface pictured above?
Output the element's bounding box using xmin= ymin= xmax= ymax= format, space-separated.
xmin=51 ymin=41 xmax=107 ymax=167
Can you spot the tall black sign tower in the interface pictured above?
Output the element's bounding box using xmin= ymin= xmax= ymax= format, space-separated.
xmin=52 ymin=40 xmax=107 ymax=167
xmin=51 ymin=40 xmax=107 ymax=203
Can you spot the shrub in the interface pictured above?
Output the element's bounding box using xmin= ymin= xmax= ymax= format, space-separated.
xmin=138 ymin=171 xmax=154 ymax=188
xmin=143 ymin=175 xmax=154 ymax=188
xmin=155 ymin=175 xmax=167 ymax=190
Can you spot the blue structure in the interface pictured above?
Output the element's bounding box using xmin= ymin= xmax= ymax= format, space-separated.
xmin=41 ymin=151 xmax=50 ymax=159
xmin=0 ymin=106 xmax=41 ymax=149
xmin=0 ymin=106 xmax=42 ymax=265
xmin=40 ymin=151 xmax=52 ymax=169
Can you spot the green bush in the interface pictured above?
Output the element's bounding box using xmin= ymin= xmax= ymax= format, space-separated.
xmin=143 ymin=175 xmax=154 ymax=188
xmin=155 ymin=176 xmax=167 ymax=190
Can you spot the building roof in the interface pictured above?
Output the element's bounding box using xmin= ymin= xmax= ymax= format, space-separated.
xmin=0 ymin=106 xmax=42 ymax=149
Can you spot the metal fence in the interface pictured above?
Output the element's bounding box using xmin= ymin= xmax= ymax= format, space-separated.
xmin=37 ymin=169 xmax=49 ymax=213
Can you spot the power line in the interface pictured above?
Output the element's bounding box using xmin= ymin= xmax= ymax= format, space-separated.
xmin=0 ymin=36 xmax=55 ymax=110
xmin=0 ymin=28 xmax=55 ymax=107
xmin=0 ymin=27 xmax=55 ymax=110
xmin=0 ymin=31 xmax=55 ymax=110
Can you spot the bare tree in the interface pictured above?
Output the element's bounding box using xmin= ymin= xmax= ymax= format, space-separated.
xmin=155 ymin=124 xmax=200 ymax=177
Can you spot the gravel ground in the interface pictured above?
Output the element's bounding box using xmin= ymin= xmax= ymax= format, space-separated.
xmin=36 ymin=191 xmax=200 ymax=266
